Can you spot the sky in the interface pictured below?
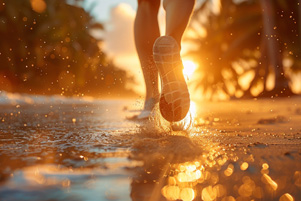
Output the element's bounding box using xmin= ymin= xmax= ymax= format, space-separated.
xmin=83 ymin=0 xmax=137 ymax=22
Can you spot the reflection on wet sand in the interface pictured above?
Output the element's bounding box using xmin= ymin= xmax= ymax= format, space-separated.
xmin=0 ymin=98 xmax=300 ymax=201
xmin=130 ymin=124 xmax=300 ymax=201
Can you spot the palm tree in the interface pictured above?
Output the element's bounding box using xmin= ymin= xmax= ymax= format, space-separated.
xmin=0 ymin=0 xmax=135 ymax=97
xmin=187 ymin=0 xmax=300 ymax=99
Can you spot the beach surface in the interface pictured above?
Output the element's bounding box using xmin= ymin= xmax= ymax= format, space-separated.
xmin=0 ymin=92 xmax=300 ymax=201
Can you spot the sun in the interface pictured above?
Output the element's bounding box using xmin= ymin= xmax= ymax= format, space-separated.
xmin=182 ymin=60 xmax=197 ymax=79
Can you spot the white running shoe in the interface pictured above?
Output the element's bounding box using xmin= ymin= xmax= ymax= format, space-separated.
xmin=127 ymin=97 xmax=158 ymax=120
xmin=153 ymin=36 xmax=190 ymax=122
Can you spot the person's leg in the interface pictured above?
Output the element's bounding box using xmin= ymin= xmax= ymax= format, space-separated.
xmin=134 ymin=0 xmax=160 ymax=107
xmin=153 ymin=0 xmax=195 ymax=122
xmin=163 ymin=0 xmax=195 ymax=46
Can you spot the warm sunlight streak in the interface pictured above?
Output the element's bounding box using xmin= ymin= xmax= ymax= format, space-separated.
xmin=190 ymin=101 xmax=197 ymax=121
xmin=183 ymin=60 xmax=197 ymax=79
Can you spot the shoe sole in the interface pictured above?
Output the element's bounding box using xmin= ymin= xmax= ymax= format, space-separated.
xmin=153 ymin=36 xmax=190 ymax=122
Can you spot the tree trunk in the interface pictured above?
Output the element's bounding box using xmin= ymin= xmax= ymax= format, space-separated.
xmin=260 ymin=0 xmax=290 ymax=95
xmin=297 ymin=3 xmax=301 ymax=57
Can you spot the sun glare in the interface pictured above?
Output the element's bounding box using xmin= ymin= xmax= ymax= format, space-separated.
xmin=183 ymin=60 xmax=197 ymax=79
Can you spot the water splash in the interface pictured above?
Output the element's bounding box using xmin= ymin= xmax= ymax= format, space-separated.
xmin=146 ymin=101 xmax=197 ymax=134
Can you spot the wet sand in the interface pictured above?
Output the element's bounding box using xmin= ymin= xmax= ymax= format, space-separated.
xmin=0 ymin=97 xmax=300 ymax=201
